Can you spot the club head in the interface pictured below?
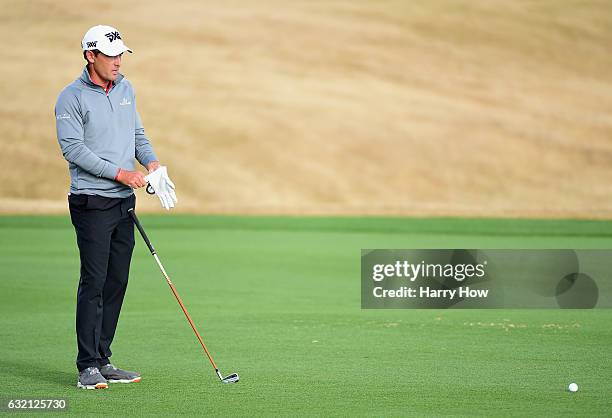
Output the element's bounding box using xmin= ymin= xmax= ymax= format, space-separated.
xmin=222 ymin=373 xmax=239 ymax=384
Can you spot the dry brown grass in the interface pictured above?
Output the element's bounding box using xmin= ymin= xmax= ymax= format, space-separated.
xmin=1 ymin=0 xmax=612 ymax=217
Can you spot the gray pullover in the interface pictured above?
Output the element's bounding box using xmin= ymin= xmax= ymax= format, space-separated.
xmin=55 ymin=66 xmax=157 ymax=198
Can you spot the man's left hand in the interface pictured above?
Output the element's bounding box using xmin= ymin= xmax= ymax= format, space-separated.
xmin=146 ymin=161 xmax=160 ymax=173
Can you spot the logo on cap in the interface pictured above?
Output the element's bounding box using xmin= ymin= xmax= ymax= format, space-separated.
xmin=105 ymin=31 xmax=122 ymax=42
xmin=86 ymin=41 xmax=97 ymax=48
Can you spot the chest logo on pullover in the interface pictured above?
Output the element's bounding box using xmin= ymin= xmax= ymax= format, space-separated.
xmin=119 ymin=98 xmax=132 ymax=106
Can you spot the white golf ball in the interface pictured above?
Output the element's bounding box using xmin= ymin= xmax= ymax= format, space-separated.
xmin=568 ymin=383 xmax=578 ymax=392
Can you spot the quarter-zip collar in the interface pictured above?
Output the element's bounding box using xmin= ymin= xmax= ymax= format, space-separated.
xmin=79 ymin=65 xmax=124 ymax=94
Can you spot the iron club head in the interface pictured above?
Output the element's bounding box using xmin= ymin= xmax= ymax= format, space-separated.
xmin=222 ymin=373 xmax=240 ymax=384
xmin=216 ymin=369 xmax=239 ymax=384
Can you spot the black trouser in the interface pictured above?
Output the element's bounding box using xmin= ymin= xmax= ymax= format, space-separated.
xmin=69 ymin=193 xmax=136 ymax=372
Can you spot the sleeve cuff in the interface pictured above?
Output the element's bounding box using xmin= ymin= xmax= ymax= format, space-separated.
xmin=101 ymin=162 xmax=121 ymax=180
xmin=138 ymin=154 xmax=158 ymax=168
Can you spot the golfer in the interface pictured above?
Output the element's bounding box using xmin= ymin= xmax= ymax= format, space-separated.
xmin=55 ymin=25 xmax=177 ymax=389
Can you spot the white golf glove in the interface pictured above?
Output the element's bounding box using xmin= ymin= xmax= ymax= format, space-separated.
xmin=144 ymin=166 xmax=177 ymax=210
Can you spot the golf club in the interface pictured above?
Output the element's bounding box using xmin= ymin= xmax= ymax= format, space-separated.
xmin=128 ymin=208 xmax=239 ymax=384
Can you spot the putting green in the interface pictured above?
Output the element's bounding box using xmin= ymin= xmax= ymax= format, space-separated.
xmin=0 ymin=216 xmax=610 ymax=416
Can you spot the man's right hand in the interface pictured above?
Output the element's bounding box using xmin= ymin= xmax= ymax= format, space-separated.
xmin=115 ymin=169 xmax=146 ymax=189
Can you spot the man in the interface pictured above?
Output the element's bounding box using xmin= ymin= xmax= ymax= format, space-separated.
xmin=55 ymin=25 xmax=178 ymax=389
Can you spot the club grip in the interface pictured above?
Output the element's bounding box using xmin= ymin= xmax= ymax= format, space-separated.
xmin=128 ymin=208 xmax=156 ymax=255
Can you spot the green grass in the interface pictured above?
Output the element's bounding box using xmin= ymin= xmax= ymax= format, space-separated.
xmin=0 ymin=216 xmax=611 ymax=416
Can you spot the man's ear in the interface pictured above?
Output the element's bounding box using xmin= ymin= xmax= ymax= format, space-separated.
xmin=85 ymin=50 xmax=96 ymax=64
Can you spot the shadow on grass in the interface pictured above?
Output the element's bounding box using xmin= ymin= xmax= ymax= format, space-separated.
xmin=0 ymin=358 xmax=75 ymax=388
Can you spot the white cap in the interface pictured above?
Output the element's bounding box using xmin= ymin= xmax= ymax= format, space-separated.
xmin=82 ymin=25 xmax=132 ymax=56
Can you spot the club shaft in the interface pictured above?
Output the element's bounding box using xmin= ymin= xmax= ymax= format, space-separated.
xmin=128 ymin=209 xmax=219 ymax=372
xmin=129 ymin=209 xmax=155 ymax=254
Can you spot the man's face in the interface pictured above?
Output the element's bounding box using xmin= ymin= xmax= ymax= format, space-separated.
xmin=89 ymin=51 xmax=123 ymax=83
